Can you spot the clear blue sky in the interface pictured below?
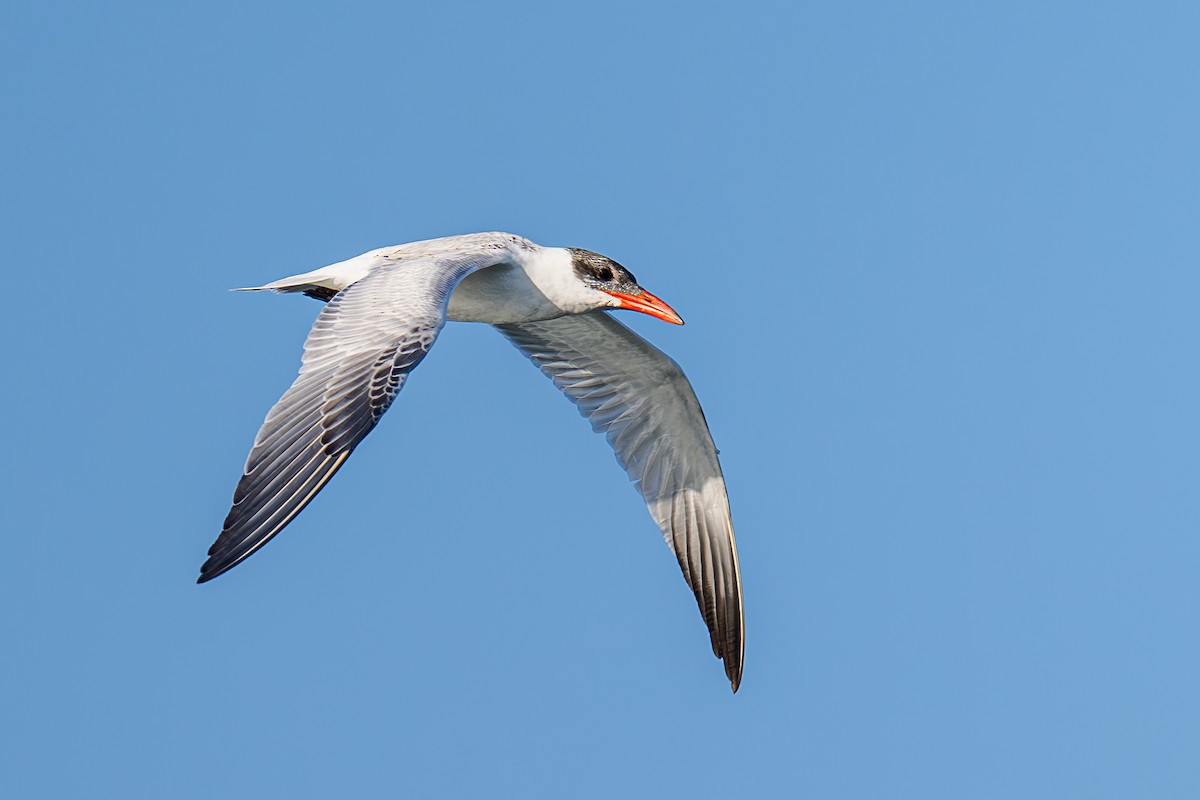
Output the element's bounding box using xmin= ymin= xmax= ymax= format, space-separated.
xmin=4 ymin=1 xmax=1198 ymax=797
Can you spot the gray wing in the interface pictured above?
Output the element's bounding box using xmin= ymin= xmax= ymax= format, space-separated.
xmin=200 ymin=257 xmax=490 ymax=583
xmin=496 ymin=313 xmax=745 ymax=691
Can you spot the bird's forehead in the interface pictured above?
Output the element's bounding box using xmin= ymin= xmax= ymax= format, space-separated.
xmin=567 ymin=248 xmax=616 ymax=270
xmin=567 ymin=248 xmax=638 ymax=285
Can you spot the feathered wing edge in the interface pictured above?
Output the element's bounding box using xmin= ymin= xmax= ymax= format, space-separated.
xmin=496 ymin=313 xmax=745 ymax=691
xmin=199 ymin=256 xmax=491 ymax=583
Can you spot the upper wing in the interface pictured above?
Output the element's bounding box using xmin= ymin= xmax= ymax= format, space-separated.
xmin=199 ymin=255 xmax=496 ymax=583
xmin=496 ymin=313 xmax=745 ymax=691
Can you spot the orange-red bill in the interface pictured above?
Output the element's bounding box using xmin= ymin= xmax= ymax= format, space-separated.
xmin=604 ymin=289 xmax=685 ymax=325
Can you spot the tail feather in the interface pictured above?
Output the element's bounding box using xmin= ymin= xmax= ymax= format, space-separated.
xmin=229 ymin=248 xmax=379 ymax=297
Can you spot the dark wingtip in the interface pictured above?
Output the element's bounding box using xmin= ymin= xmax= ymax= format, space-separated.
xmin=196 ymin=551 xmax=233 ymax=584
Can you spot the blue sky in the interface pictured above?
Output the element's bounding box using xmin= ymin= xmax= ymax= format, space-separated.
xmin=4 ymin=1 xmax=1199 ymax=797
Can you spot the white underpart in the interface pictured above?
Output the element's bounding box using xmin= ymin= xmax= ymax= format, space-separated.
xmin=207 ymin=231 xmax=744 ymax=691
xmin=236 ymin=233 xmax=617 ymax=325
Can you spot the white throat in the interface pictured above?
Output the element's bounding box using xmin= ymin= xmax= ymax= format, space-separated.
xmin=445 ymin=246 xmax=607 ymax=325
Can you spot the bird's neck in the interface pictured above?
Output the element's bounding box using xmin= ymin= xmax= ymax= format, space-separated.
xmin=446 ymin=247 xmax=585 ymax=324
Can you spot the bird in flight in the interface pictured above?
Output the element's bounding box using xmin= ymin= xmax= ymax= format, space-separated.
xmin=200 ymin=232 xmax=744 ymax=691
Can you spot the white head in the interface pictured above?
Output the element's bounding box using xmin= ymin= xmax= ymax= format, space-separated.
xmin=535 ymin=247 xmax=684 ymax=324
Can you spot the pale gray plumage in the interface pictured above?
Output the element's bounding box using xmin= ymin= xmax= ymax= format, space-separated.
xmin=497 ymin=314 xmax=744 ymax=689
xmin=201 ymin=232 xmax=745 ymax=691
xmin=202 ymin=252 xmax=499 ymax=581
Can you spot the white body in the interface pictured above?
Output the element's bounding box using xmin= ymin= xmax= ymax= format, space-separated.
xmin=245 ymin=233 xmax=605 ymax=323
xmin=209 ymin=232 xmax=745 ymax=691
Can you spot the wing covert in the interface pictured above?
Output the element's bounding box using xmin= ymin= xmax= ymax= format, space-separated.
xmin=200 ymin=256 xmax=493 ymax=583
xmin=496 ymin=312 xmax=745 ymax=691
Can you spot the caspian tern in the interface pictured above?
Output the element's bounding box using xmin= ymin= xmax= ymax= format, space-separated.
xmin=200 ymin=232 xmax=744 ymax=691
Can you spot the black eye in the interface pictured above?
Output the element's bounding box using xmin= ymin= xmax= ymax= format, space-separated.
xmin=596 ymin=266 xmax=614 ymax=282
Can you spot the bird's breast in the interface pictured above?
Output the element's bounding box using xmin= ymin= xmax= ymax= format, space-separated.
xmin=446 ymin=263 xmax=567 ymax=324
